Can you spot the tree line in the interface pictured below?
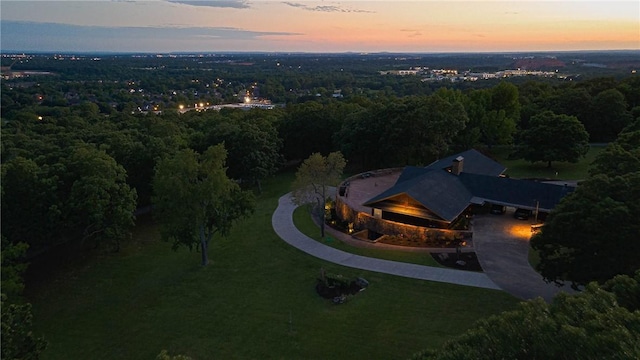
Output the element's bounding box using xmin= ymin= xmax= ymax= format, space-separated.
xmin=411 ymin=119 xmax=640 ymax=359
xmin=1 ymin=74 xmax=639 ymax=358
xmin=2 ymin=77 xmax=638 ymax=261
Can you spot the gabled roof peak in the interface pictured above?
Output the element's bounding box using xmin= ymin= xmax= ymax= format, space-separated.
xmin=426 ymin=149 xmax=505 ymax=177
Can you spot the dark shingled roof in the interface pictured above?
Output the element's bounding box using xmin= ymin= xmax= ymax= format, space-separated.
xmin=395 ymin=166 xmax=432 ymax=183
xmin=459 ymin=173 xmax=574 ymax=212
xmin=364 ymin=149 xmax=574 ymax=222
xmin=426 ymin=149 xmax=506 ymax=176
xmin=364 ymin=169 xmax=473 ymax=222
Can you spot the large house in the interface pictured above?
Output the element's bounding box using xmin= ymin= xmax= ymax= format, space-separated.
xmin=361 ymin=149 xmax=574 ymax=229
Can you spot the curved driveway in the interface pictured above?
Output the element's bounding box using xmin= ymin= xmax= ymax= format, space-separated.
xmin=472 ymin=213 xmax=574 ymax=302
xmin=272 ymin=194 xmax=500 ymax=291
xmin=273 ymin=193 xmax=578 ymax=301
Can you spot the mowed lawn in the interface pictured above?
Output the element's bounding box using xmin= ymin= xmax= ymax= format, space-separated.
xmin=490 ymin=144 xmax=606 ymax=180
xmin=27 ymin=172 xmax=518 ymax=360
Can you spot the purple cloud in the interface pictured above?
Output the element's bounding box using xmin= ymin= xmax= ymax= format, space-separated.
xmin=282 ymin=2 xmax=373 ymax=13
xmin=167 ymin=0 xmax=250 ymax=9
xmin=0 ymin=20 xmax=301 ymax=52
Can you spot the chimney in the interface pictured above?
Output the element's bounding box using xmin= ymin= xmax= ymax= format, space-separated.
xmin=452 ymin=156 xmax=464 ymax=175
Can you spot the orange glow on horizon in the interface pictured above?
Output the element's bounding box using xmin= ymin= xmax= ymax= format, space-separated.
xmin=256 ymin=1 xmax=639 ymax=52
xmin=275 ymin=16 xmax=639 ymax=53
xmin=2 ymin=0 xmax=638 ymax=52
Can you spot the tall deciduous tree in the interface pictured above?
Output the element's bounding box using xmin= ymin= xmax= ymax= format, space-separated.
xmin=292 ymin=152 xmax=346 ymax=237
xmin=1 ymin=295 xmax=48 ymax=360
xmin=59 ymin=146 xmax=138 ymax=252
xmin=1 ymin=157 xmax=58 ymax=251
xmin=517 ymin=81 xmax=553 ymax=130
xmin=152 ymin=144 xmax=255 ymax=266
xmin=514 ymin=111 xmax=589 ymax=168
xmin=0 ymin=238 xmax=46 ymax=360
xmin=480 ymin=109 xmax=516 ymax=149
xmin=531 ymin=172 xmax=640 ymax=288
xmin=370 ymin=95 xmax=467 ymax=166
xmin=411 ymin=274 xmax=640 ymax=360
xmin=205 ymin=114 xmax=282 ymax=193
xmin=279 ymin=101 xmax=339 ymax=161
xmin=531 ymin=124 xmax=640 ymax=288
xmin=490 ymin=81 xmax=521 ymax=121
xmin=0 ymin=237 xmax=29 ymax=301
xmin=462 ymin=82 xmax=519 ymax=149
xmin=403 ymin=95 xmax=468 ymax=162
xmin=589 ymin=124 xmax=640 ymax=177
xmin=548 ymin=86 xmax=592 ymax=126
xmin=335 ymin=105 xmax=381 ymax=169
xmin=585 ymin=88 xmax=633 ymax=142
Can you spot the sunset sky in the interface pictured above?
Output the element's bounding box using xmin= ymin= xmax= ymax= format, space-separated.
xmin=1 ymin=0 xmax=639 ymax=53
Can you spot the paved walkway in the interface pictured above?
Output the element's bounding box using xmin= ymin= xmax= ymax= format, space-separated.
xmin=272 ymin=193 xmax=501 ymax=291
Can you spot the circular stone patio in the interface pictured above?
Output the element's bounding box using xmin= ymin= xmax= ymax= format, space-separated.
xmin=339 ymin=170 xmax=401 ymax=214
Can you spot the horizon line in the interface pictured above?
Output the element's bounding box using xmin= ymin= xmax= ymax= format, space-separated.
xmin=3 ymin=49 xmax=640 ymax=56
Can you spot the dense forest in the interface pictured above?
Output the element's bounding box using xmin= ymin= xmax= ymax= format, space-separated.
xmin=2 ymin=51 xmax=639 ymax=266
xmin=1 ymin=52 xmax=639 ymax=359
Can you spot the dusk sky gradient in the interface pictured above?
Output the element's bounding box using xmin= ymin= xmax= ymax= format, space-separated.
xmin=1 ymin=0 xmax=639 ymax=53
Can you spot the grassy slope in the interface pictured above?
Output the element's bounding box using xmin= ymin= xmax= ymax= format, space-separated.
xmin=27 ymin=172 xmax=518 ymax=360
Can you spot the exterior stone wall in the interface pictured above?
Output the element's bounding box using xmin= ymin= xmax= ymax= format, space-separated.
xmin=352 ymin=210 xmax=471 ymax=245
xmin=335 ymin=196 xmax=359 ymax=222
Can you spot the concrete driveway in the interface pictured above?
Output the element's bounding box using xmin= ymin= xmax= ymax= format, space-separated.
xmin=472 ymin=209 xmax=574 ymax=302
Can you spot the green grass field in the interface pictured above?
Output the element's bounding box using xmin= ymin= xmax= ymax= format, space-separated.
xmin=489 ymin=145 xmax=606 ymax=180
xmin=26 ymin=172 xmax=518 ymax=360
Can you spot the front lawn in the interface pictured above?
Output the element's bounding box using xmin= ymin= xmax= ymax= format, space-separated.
xmin=26 ymin=172 xmax=517 ymax=360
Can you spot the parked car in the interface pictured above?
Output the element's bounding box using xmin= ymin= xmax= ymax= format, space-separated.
xmin=490 ymin=204 xmax=506 ymax=214
xmin=514 ymin=208 xmax=532 ymax=220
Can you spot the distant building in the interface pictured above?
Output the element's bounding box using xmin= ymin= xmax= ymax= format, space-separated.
xmin=379 ymin=69 xmax=420 ymax=76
